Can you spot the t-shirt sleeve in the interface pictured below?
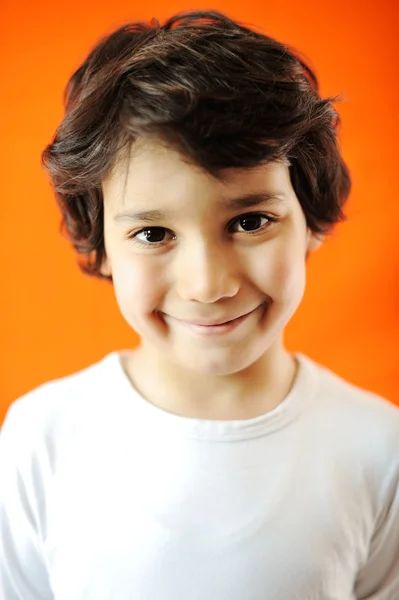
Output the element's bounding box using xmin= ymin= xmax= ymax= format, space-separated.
xmin=0 ymin=402 xmax=54 ymax=600
xmin=353 ymin=462 xmax=399 ymax=599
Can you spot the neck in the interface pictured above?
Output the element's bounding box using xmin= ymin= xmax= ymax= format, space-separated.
xmin=122 ymin=338 xmax=298 ymax=420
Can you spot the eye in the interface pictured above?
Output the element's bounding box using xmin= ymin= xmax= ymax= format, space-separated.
xmin=128 ymin=213 xmax=276 ymax=247
xmin=229 ymin=213 xmax=275 ymax=234
xmin=129 ymin=227 xmax=174 ymax=246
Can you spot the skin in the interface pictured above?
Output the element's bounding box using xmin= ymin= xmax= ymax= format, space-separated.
xmin=100 ymin=137 xmax=323 ymax=420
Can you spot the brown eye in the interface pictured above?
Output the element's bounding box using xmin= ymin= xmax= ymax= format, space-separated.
xmin=239 ymin=215 xmax=265 ymax=231
xmin=130 ymin=227 xmax=174 ymax=245
xmin=230 ymin=213 xmax=274 ymax=233
xmin=138 ymin=228 xmax=166 ymax=243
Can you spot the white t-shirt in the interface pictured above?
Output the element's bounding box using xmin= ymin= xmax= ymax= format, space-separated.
xmin=1 ymin=351 xmax=399 ymax=600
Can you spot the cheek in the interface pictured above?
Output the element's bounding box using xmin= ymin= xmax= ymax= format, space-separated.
xmin=254 ymin=238 xmax=307 ymax=301
xmin=111 ymin=255 xmax=165 ymax=315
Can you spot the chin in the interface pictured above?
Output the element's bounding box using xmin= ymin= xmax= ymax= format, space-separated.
xmin=177 ymin=345 xmax=267 ymax=377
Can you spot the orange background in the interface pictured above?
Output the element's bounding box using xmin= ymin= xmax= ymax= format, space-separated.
xmin=1 ymin=0 xmax=398 ymax=425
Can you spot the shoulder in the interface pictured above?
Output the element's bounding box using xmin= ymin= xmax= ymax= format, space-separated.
xmin=299 ymin=353 xmax=399 ymax=463
xmin=300 ymin=353 xmax=399 ymax=423
xmin=0 ymin=352 xmax=121 ymax=451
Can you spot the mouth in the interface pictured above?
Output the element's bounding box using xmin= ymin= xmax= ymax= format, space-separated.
xmin=192 ymin=309 xmax=255 ymax=327
xmin=163 ymin=304 xmax=266 ymax=335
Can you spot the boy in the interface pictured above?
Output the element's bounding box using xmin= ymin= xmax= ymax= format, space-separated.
xmin=1 ymin=9 xmax=398 ymax=600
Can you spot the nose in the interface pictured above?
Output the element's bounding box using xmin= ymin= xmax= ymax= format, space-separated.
xmin=175 ymin=241 xmax=240 ymax=303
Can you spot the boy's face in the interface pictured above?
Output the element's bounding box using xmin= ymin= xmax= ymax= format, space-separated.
xmin=101 ymin=137 xmax=321 ymax=377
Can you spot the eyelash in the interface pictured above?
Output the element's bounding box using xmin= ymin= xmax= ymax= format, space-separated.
xmin=126 ymin=213 xmax=278 ymax=247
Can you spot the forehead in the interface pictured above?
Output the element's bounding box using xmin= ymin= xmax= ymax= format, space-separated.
xmin=102 ymin=137 xmax=293 ymax=210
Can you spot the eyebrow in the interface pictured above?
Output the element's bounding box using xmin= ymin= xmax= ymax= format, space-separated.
xmin=113 ymin=191 xmax=287 ymax=223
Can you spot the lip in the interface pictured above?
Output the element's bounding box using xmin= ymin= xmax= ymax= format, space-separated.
xmin=167 ymin=304 xmax=264 ymax=335
xmin=178 ymin=307 xmax=260 ymax=327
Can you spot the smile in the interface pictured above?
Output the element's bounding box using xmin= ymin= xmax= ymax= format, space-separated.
xmin=168 ymin=304 xmax=264 ymax=336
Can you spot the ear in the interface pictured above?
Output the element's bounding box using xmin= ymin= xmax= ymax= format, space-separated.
xmin=100 ymin=255 xmax=112 ymax=277
xmin=307 ymin=230 xmax=324 ymax=253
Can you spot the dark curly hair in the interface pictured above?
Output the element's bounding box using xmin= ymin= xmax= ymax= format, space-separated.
xmin=41 ymin=9 xmax=351 ymax=282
